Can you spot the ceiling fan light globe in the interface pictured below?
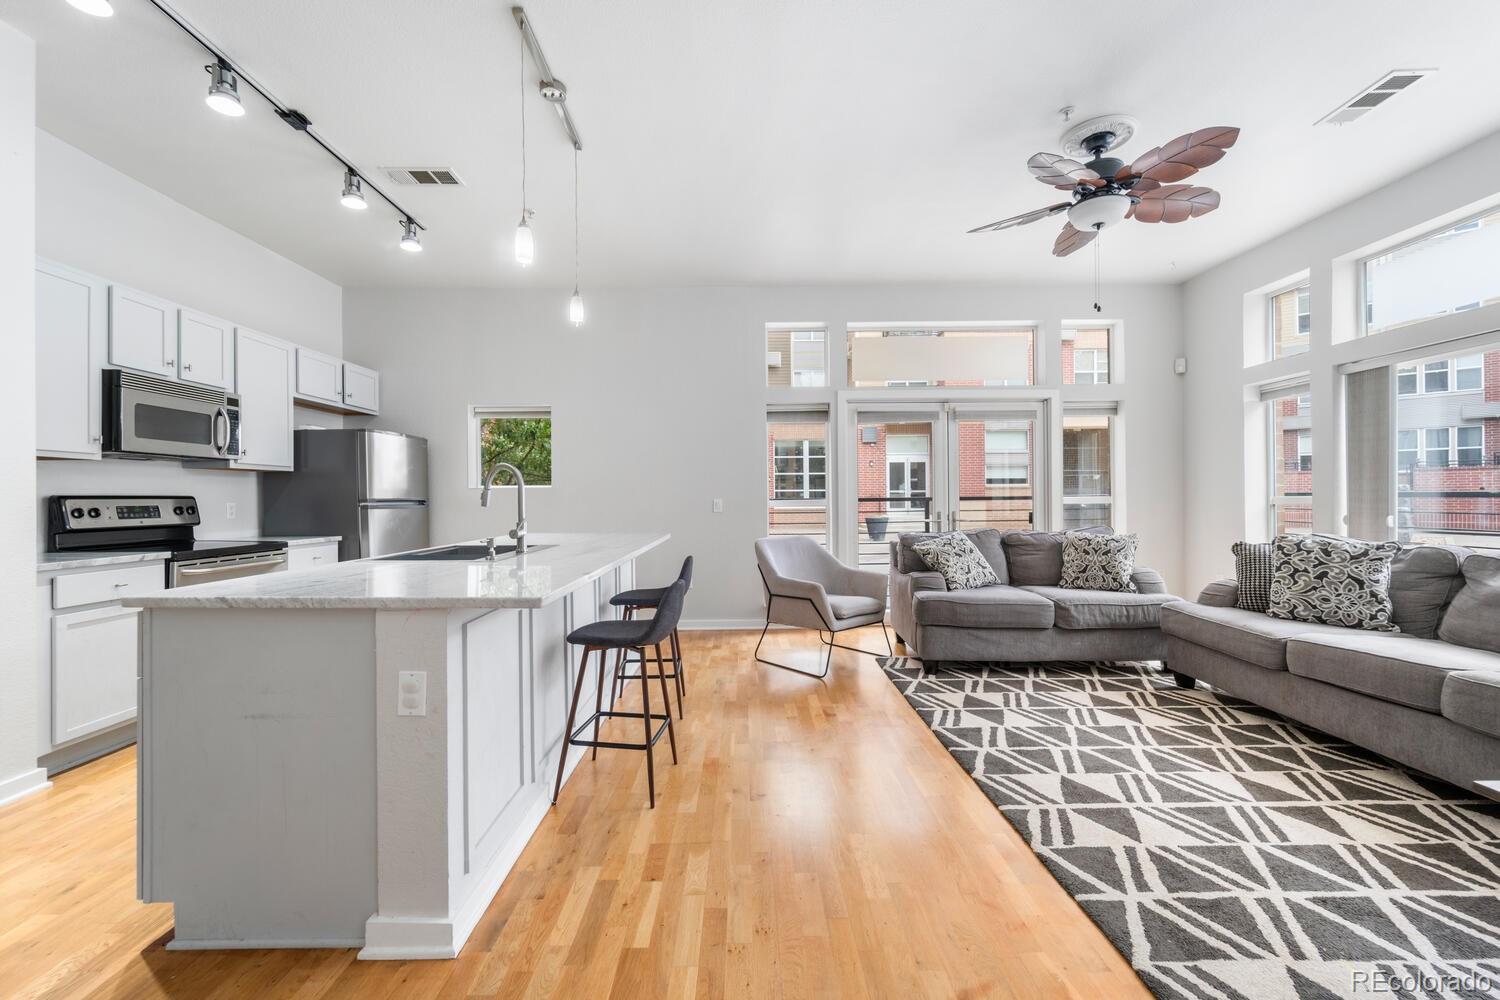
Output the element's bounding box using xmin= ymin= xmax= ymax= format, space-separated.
xmin=1067 ymin=194 xmax=1132 ymax=232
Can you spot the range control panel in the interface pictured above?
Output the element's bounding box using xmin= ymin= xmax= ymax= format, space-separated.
xmin=55 ymin=496 xmax=201 ymax=530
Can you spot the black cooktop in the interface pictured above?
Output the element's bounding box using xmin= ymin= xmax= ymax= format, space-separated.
xmin=47 ymin=494 xmax=287 ymax=563
xmin=164 ymin=538 xmax=288 ymax=563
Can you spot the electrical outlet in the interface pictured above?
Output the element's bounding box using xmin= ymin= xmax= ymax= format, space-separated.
xmin=397 ymin=670 xmax=427 ymax=717
xmin=225 ymin=501 xmax=237 ymax=520
xmin=712 ymin=498 xmax=724 ymax=513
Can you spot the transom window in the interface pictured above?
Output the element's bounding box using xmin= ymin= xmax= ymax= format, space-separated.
xmin=848 ymin=327 xmax=1035 ymax=387
xmin=1363 ymin=205 xmax=1500 ymax=336
xmin=1064 ymin=327 xmax=1111 ymax=385
xmin=1397 ymin=355 xmax=1484 ymax=395
xmin=766 ymin=326 xmax=827 ymax=388
xmin=1269 ymin=283 xmax=1311 ymax=359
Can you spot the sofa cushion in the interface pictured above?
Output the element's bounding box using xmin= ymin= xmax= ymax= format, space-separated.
xmin=1286 ymin=632 xmax=1495 ymax=713
xmin=897 ymin=529 xmax=1008 ymax=583
xmin=914 ymin=586 xmax=1054 ymax=629
xmin=828 ymin=594 xmax=885 ymax=620
xmin=1390 ymin=545 xmax=1468 ymax=639
xmin=911 ymin=532 xmax=1001 ymax=590
xmin=1267 ymin=534 xmax=1400 ymax=632
xmin=1161 ymin=601 xmax=1372 ymax=671
xmin=1002 ymin=526 xmax=1110 ymax=587
xmin=1439 ymin=553 xmax=1500 ymax=654
xmin=1059 ymin=533 xmax=1139 ymax=592
xmin=1023 ymin=587 xmax=1178 ymax=630
xmin=1441 ymin=670 xmax=1500 ymax=740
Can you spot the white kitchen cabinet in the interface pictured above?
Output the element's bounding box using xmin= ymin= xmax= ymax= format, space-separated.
xmin=234 ymin=328 xmax=295 ymax=470
xmin=286 ymin=542 xmax=339 ymax=572
xmin=341 ymin=362 xmax=380 ymax=414
xmin=178 ymin=309 xmax=235 ymax=390
xmin=108 ymin=284 xmax=177 ymax=378
xmin=36 ymin=260 xmax=106 ymax=459
xmin=52 ymin=604 xmax=141 ymax=745
xmin=295 ymin=347 xmax=343 ymax=406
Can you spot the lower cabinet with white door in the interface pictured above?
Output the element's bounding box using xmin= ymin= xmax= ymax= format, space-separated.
xmin=36 ymin=559 xmax=167 ymax=773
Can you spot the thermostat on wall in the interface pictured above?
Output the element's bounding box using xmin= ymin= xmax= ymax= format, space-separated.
xmin=1174 ymin=357 xmax=1188 ymax=375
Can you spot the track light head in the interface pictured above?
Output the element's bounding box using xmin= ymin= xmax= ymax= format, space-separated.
xmin=340 ymin=171 xmax=368 ymax=211
xmin=65 ymin=0 xmax=114 ymax=16
xmin=204 ymin=63 xmax=245 ymax=118
xmin=399 ymin=217 xmax=423 ymax=253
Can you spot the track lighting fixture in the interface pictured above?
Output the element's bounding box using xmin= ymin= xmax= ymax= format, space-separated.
xmin=569 ymin=148 xmax=584 ymax=326
xmin=340 ymin=170 xmax=368 ymax=210
xmin=204 ymin=62 xmax=245 ymax=118
xmin=65 ymin=0 xmax=114 ymax=17
xmin=399 ymin=218 xmax=423 ymax=253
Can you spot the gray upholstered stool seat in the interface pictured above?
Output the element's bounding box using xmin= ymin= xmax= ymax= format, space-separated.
xmin=609 ymin=586 xmax=667 ymax=608
xmin=567 ymin=618 xmax=658 ymax=646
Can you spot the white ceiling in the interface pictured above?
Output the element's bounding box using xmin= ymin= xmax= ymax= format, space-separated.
xmin=6 ymin=0 xmax=1500 ymax=289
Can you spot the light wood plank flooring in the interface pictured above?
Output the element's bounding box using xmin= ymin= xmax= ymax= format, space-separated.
xmin=0 ymin=628 xmax=1148 ymax=999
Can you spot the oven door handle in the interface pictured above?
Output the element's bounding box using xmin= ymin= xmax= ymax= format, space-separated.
xmin=212 ymin=406 xmax=230 ymax=455
xmin=177 ymin=553 xmax=288 ymax=576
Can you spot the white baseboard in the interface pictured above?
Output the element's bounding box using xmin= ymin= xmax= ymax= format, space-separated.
xmin=0 ymin=768 xmax=50 ymax=809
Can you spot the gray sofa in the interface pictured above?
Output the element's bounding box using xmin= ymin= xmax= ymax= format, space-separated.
xmin=1162 ymin=545 xmax=1500 ymax=790
xmin=889 ymin=527 xmax=1180 ymax=664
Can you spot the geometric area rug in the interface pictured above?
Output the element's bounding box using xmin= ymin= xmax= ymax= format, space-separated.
xmin=878 ymin=657 xmax=1500 ymax=1000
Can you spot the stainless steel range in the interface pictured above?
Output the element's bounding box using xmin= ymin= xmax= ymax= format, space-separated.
xmin=47 ymin=495 xmax=288 ymax=587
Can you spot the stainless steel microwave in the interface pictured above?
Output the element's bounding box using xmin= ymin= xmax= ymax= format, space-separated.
xmin=102 ymin=369 xmax=242 ymax=461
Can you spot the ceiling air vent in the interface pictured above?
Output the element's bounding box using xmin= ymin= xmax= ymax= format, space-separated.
xmin=382 ymin=167 xmax=464 ymax=186
xmin=1317 ymin=69 xmax=1434 ymax=125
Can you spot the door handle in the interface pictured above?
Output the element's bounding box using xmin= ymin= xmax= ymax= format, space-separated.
xmin=212 ymin=406 xmax=229 ymax=454
xmin=177 ymin=553 xmax=288 ymax=575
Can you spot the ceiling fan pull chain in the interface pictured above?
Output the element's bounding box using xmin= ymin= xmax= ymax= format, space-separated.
xmin=1093 ymin=230 xmax=1103 ymax=313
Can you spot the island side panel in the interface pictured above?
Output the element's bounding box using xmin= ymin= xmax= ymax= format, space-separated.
xmin=140 ymin=608 xmax=378 ymax=949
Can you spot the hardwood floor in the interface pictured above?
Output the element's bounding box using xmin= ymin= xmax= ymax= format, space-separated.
xmin=0 ymin=628 xmax=1149 ymax=999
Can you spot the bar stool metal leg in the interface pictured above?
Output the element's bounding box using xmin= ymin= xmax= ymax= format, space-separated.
xmin=670 ymin=628 xmax=685 ymax=702
xmin=591 ymin=647 xmax=608 ymax=760
xmin=553 ymin=644 xmax=594 ymax=805
xmin=655 ymin=641 xmax=678 ymax=761
xmin=639 ymin=645 xmax=656 ymax=808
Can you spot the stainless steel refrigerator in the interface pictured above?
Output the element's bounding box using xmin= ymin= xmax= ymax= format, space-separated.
xmin=260 ymin=429 xmax=429 ymax=561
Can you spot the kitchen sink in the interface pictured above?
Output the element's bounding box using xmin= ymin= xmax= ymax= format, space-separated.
xmin=377 ymin=543 xmax=554 ymax=562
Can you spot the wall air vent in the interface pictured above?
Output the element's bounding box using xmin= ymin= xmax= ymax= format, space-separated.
xmin=381 ymin=167 xmax=465 ymax=186
xmin=1316 ymin=69 xmax=1434 ymax=126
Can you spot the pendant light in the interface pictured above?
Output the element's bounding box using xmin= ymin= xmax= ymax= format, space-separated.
xmin=204 ymin=62 xmax=245 ymax=117
xmin=399 ymin=217 xmax=422 ymax=252
xmin=568 ymin=147 xmax=585 ymax=326
xmin=340 ymin=170 xmax=368 ymax=210
xmin=513 ymin=29 xmax=535 ymax=267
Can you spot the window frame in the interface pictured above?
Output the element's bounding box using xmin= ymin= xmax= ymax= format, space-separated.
xmin=845 ymin=323 xmax=1037 ymax=388
xmin=1358 ymin=204 xmax=1500 ymax=337
xmin=467 ymin=405 xmax=554 ymax=489
xmin=767 ymin=324 xmax=828 ymax=389
xmin=771 ymin=438 xmax=828 ymax=500
xmin=1458 ymin=425 xmax=1485 ymax=467
xmin=982 ymin=427 xmax=1031 ymax=486
xmin=1266 ymin=281 xmax=1312 ymax=360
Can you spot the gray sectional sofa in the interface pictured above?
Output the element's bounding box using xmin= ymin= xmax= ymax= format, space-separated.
xmin=1162 ymin=545 xmax=1500 ymax=790
xmin=889 ymin=527 xmax=1180 ymax=664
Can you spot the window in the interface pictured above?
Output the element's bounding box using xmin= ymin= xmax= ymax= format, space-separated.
xmin=1397 ymin=356 xmax=1484 ymax=395
xmin=1398 ymin=430 xmax=1419 ymax=469
xmin=983 ymin=429 xmax=1029 ymax=485
xmin=1297 ymin=431 xmax=1312 ymax=471
xmin=1269 ymin=283 xmax=1311 ymax=359
xmin=1063 ymin=414 xmax=1113 ymax=529
xmin=1363 ymin=205 xmax=1500 ymax=335
xmin=1458 ymin=354 xmax=1484 ymax=391
xmin=766 ymin=326 xmax=827 ymax=388
xmin=1424 ymin=360 xmax=1450 ymax=393
xmin=1459 ymin=425 xmax=1484 ymax=466
xmin=1397 ymin=365 xmax=1418 ymax=395
xmin=1424 ymin=428 xmax=1452 ymax=468
xmin=471 ymin=407 xmax=552 ymax=486
xmin=1268 ymin=390 xmax=1312 ymax=534
xmin=1064 ymin=327 xmax=1111 ymax=385
xmin=767 ymin=411 xmax=829 ymax=546
xmin=847 ymin=327 xmax=1034 ymax=387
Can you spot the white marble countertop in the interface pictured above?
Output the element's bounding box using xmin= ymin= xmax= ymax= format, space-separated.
xmin=120 ymin=532 xmax=669 ymax=610
xmin=37 ymin=535 xmax=342 ymax=572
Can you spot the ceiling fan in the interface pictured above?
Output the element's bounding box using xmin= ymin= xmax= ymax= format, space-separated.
xmin=968 ymin=114 xmax=1240 ymax=259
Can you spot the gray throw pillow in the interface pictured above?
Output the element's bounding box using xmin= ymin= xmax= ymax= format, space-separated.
xmin=911 ymin=532 xmax=1001 ymax=591
xmin=1059 ymin=533 xmax=1139 ymax=592
xmin=898 ymin=529 xmax=1009 ymax=583
xmin=1438 ymin=553 xmax=1500 ymax=653
xmin=1266 ymin=534 xmax=1400 ymax=632
xmin=1232 ymin=541 xmax=1274 ymax=613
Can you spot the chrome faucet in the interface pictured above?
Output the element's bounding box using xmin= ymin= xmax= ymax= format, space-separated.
xmin=479 ymin=462 xmax=527 ymax=558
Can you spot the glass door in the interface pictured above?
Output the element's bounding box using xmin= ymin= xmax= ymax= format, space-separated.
xmin=847 ymin=407 xmax=949 ymax=572
xmin=946 ymin=403 xmax=1049 ymax=535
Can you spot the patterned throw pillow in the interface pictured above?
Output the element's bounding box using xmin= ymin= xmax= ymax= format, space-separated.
xmin=1266 ymin=534 xmax=1401 ymax=632
xmin=911 ymin=532 xmax=1001 ymax=590
xmin=1232 ymin=541 xmax=1274 ymax=612
xmin=1059 ymin=532 xmax=1139 ymax=592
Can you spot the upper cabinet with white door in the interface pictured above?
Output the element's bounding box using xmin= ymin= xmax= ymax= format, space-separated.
xmin=233 ymin=328 xmax=295 ymax=471
xmin=341 ymin=362 xmax=379 ymax=414
xmin=36 ymin=260 xmax=107 ymax=460
xmin=295 ymin=348 xmax=380 ymax=415
xmin=177 ymin=309 xmax=235 ymax=390
xmin=108 ymin=284 xmax=178 ymax=378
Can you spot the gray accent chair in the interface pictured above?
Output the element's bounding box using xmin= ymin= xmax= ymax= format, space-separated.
xmin=1161 ymin=544 xmax=1500 ymax=790
xmin=888 ymin=527 xmax=1179 ymax=665
xmin=754 ymin=536 xmax=891 ymax=678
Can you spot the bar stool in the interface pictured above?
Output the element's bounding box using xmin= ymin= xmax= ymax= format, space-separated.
xmin=555 ymin=578 xmax=688 ymax=808
xmin=611 ymin=556 xmax=693 ymax=715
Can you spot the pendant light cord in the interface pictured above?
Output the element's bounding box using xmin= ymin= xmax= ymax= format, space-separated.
xmin=573 ymin=147 xmax=580 ymax=287
xmin=519 ymin=28 xmax=527 ymax=214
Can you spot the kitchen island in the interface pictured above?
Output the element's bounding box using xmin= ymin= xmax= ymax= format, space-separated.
xmin=123 ymin=532 xmax=668 ymax=959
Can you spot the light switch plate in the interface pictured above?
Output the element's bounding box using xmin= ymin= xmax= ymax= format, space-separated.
xmin=397 ymin=670 xmax=427 ymax=716
xmin=225 ymin=501 xmax=237 ymax=520
xmin=712 ymin=498 xmax=724 ymax=513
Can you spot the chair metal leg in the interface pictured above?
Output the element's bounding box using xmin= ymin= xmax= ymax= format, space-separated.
xmin=638 ymin=646 xmax=656 ymax=808
xmin=553 ymin=644 xmax=594 ymax=805
xmin=755 ymin=616 xmax=893 ymax=680
xmin=655 ymin=641 xmax=678 ymax=763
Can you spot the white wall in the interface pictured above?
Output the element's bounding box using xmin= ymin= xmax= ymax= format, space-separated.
xmin=344 ymin=284 xmax=1184 ymax=624
xmin=1181 ymin=127 xmax=1500 ymax=595
xmin=33 ymin=130 xmax=346 ymax=537
xmin=0 ymin=21 xmax=43 ymax=805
